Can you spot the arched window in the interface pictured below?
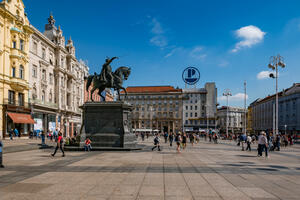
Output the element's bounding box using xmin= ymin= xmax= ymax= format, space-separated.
xmin=19 ymin=65 xmax=24 ymax=79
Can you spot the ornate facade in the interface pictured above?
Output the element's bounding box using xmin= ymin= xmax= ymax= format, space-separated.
xmin=0 ymin=0 xmax=34 ymax=138
xmin=28 ymin=15 xmax=88 ymax=137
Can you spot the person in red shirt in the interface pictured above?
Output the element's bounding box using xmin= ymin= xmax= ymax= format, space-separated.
xmin=51 ymin=132 xmax=65 ymax=157
xmin=84 ymin=138 xmax=92 ymax=151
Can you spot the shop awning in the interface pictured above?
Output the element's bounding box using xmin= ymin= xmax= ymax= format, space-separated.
xmin=7 ymin=113 xmax=35 ymax=124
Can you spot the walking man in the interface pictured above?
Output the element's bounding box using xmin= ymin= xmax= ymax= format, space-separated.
xmin=152 ymin=134 xmax=161 ymax=151
xmin=258 ymin=132 xmax=268 ymax=158
xmin=246 ymin=134 xmax=252 ymax=151
xmin=169 ymin=132 xmax=174 ymax=147
xmin=51 ymin=132 xmax=65 ymax=157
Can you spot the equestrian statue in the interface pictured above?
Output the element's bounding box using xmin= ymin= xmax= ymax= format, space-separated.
xmin=86 ymin=57 xmax=131 ymax=101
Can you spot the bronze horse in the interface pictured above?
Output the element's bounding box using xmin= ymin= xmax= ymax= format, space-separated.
xmin=86 ymin=66 xmax=131 ymax=101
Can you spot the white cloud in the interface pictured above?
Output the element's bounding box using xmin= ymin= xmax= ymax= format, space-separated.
xmin=190 ymin=46 xmax=207 ymax=60
xmin=150 ymin=36 xmax=167 ymax=48
xmin=232 ymin=25 xmax=266 ymax=52
xmin=219 ymin=93 xmax=248 ymax=102
xmin=218 ymin=60 xmax=229 ymax=67
xmin=164 ymin=48 xmax=180 ymax=58
xmin=151 ymin=18 xmax=164 ymax=34
xmin=148 ymin=17 xmax=168 ymax=48
xmin=257 ymin=71 xmax=271 ymax=80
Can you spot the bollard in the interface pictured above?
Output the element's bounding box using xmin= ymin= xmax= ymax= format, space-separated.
xmin=0 ymin=140 xmax=4 ymax=168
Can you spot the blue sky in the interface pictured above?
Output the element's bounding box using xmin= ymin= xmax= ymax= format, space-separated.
xmin=24 ymin=0 xmax=300 ymax=107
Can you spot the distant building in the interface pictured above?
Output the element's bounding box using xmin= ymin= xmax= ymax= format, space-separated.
xmin=249 ymin=83 xmax=300 ymax=135
xmin=120 ymin=86 xmax=184 ymax=133
xmin=182 ymin=83 xmax=217 ymax=131
xmin=84 ymin=79 xmax=114 ymax=102
xmin=217 ymin=106 xmax=246 ymax=134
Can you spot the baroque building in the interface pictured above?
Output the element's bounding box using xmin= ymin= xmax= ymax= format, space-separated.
xmin=28 ymin=15 xmax=89 ymax=137
xmin=120 ymin=86 xmax=184 ymax=133
xmin=0 ymin=0 xmax=34 ymax=138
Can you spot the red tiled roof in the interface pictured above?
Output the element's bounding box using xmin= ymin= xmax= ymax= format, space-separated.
xmin=121 ymin=86 xmax=182 ymax=93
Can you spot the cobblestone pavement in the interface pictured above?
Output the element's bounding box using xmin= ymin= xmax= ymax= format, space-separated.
xmin=0 ymin=138 xmax=299 ymax=200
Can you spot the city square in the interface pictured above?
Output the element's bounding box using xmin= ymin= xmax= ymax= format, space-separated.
xmin=0 ymin=139 xmax=300 ymax=199
xmin=1 ymin=0 xmax=300 ymax=199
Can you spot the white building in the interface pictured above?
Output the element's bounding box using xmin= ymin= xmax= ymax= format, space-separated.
xmin=28 ymin=15 xmax=89 ymax=137
xmin=217 ymin=106 xmax=246 ymax=134
xmin=182 ymin=83 xmax=217 ymax=132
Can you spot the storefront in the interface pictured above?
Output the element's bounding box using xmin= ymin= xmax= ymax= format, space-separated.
xmin=6 ymin=112 xmax=34 ymax=136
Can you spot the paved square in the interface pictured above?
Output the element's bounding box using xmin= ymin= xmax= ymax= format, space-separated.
xmin=0 ymin=139 xmax=299 ymax=200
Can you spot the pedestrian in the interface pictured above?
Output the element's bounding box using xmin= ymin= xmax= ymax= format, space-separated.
xmin=146 ymin=132 xmax=149 ymax=139
xmin=182 ymin=132 xmax=187 ymax=150
xmin=141 ymin=132 xmax=145 ymax=141
xmin=9 ymin=128 xmax=13 ymax=140
xmin=275 ymin=134 xmax=281 ymax=151
xmin=169 ymin=132 xmax=174 ymax=147
xmin=41 ymin=130 xmax=45 ymax=145
xmin=246 ymin=134 xmax=252 ymax=151
xmin=84 ymin=137 xmax=92 ymax=151
xmin=152 ymin=134 xmax=161 ymax=151
xmin=189 ymin=133 xmax=195 ymax=146
xmin=214 ymin=133 xmax=218 ymax=144
xmin=0 ymin=139 xmax=4 ymax=168
xmin=13 ymin=128 xmax=19 ymax=138
xmin=257 ymin=131 xmax=268 ymax=158
xmin=164 ymin=132 xmax=168 ymax=143
xmin=175 ymin=132 xmax=182 ymax=153
xmin=51 ymin=132 xmax=65 ymax=157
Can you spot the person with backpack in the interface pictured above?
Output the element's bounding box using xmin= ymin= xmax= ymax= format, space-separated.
xmin=0 ymin=139 xmax=4 ymax=168
xmin=51 ymin=132 xmax=65 ymax=157
xmin=152 ymin=134 xmax=161 ymax=151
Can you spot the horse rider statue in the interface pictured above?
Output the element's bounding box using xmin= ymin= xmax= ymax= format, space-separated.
xmin=99 ymin=56 xmax=118 ymax=87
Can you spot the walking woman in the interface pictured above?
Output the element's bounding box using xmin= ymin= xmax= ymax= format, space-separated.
xmin=51 ymin=132 xmax=65 ymax=157
xmin=182 ymin=132 xmax=187 ymax=150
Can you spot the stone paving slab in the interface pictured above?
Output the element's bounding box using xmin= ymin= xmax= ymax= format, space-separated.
xmin=0 ymin=138 xmax=300 ymax=199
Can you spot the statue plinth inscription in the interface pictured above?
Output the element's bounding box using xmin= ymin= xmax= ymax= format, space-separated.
xmin=80 ymin=102 xmax=137 ymax=148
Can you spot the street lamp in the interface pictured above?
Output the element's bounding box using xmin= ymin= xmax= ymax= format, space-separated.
xmin=284 ymin=124 xmax=287 ymax=135
xmin=268 ymin=54 xmax=286 ymax=136
xmin=223 ymin=89 xmax=232 ymax=138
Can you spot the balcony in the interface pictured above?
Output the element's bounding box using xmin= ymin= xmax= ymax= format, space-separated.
xmin=3 ymin=98 xmax=30 ymax=109
xmin=29 ymin=98 xmax=58 ymax=109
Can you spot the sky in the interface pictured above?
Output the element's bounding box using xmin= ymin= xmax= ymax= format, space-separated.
xmin=24 ymin=0 xmax=300 ymax=107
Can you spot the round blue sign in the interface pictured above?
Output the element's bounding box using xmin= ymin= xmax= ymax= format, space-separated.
xmin=182 ymin=67 xmax=200 ymax=85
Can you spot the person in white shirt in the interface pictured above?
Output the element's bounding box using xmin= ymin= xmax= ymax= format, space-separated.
xmin=257 ymin=132 xmax=268 ymax=157
xmin=246 ymin=135 xmax=252 ymax=151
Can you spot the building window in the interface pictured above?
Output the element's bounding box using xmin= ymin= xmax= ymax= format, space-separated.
xmin=42 ymin=69 xmax=46 ymax=81
xmin=41 ymin=90 xmax=45 ymax=103
xmin=12 ymin=67 xmax=16 ymax=77
xmin=49 ymin=53 xmax=53 ymax=65
xmin=185 ymin=113 xmax=188 ymax=117
xmin=8 ymin=90 xmax=15 ymax=105
xmin=12 ymin=41 xmax=16 ymax=48
xmin=32 ymin=87 xmax=37 ymax=100
xmin=19 ymin=65 xmax=24 ymax=79
xmin=190 ymin=106 xmax=193 ymax=110
xmin=195 ymin=105 xmax=197 ymax=110
xmin=33 ymin=41 xmax=37 ymax=54
xmin=42 ymin=48 xmax=46 ymax=59
xmin=195 ymin=112 xmax=198 ymax=117
xmin=186 ymin=106 xmax=188 ymax=110
xmin=49 ymin=92 xmax=52 ymax=102
xmin=18 ymin=93 xmax=24 ymax=106
xmin=49 ymin=73 xmax=53 ymax=84
xmin=32 ymin=65 xmax=37 ymax=77
xmin=20 ymin=39 xmax=24 ymax=51
xmin=185 ymin=120 xmax=188 ymax=124
xmin=190 ymin=112 xmax=193 ymax=117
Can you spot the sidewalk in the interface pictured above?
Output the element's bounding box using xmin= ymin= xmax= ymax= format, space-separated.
xmin=2 ymin=138 xmax=55 ymax=154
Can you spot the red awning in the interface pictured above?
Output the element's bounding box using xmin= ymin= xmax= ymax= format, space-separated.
xmin=7 ymin=112 xmax=35 ymax=124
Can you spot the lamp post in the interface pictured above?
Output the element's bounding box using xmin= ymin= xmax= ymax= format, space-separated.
xmin=284 ymin=124 xmax=287 ymax=135
xmin=223 ymin=89 xmax=232 ymax=138
xmin=268 ymin=54 xmax=286 ymax=135
xmin=205 ymin=104 xmax=209 ymax=134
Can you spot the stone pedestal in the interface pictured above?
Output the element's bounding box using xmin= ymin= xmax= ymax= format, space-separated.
xmin=80 ymin=102 xmax=137 ymax=149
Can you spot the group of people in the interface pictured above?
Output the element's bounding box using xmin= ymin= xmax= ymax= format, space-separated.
xmin=8 ymin=128 xmax=21 ymax=140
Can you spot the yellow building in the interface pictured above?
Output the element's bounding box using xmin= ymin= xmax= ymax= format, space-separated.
xmin=0 ymin=0 xmax=33 ymax=138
